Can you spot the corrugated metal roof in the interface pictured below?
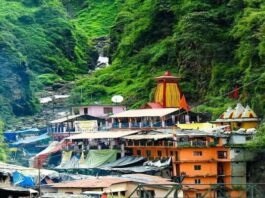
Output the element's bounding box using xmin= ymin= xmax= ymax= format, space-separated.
xmin=121 ymin=174 xmax=175 ymax=185
xmin=51 ymin=177 xmax=129 ymax=188
xmin=51 ymin=115 xmax=83 ymax=124
xmin=66 ymin=130 xmax=141 ymax=140
xmin=111 ymin=108 xmax=179 ymax=118
xmin=123 ymin=133 xmax=173 ymax=140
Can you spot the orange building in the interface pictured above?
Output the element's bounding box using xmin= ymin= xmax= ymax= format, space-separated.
xmin=124 ymin=130 xmax=248 ymax=198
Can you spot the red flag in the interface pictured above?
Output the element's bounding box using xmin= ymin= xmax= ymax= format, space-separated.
xmin=230 ymin=85 xmax=239 ymax=99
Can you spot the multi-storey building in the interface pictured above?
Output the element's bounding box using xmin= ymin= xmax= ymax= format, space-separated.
xmin=123 ymin=130 xmax=251 ymax=198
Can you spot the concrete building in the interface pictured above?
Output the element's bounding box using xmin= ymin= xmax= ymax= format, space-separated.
xmin=123 ymin=130 xmax=253 ymax=198
xmin=49 ymin=174 xmax=182 ymax=198
xmin=72 ymin=104 xmax=126 ymax=119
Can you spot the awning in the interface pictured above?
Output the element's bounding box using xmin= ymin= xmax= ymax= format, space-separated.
xmin=4 ymin=128 xmax=40 ymax=142
xmin=110 ymin=166 xmax=163 ymax=173
xmin=111 ymin=108 xmax=179 ymax=118
xmin=176 ymin=123 xmax=216 ymax=130
xmin=4 ymin=128 xmax=40 ymax=135
xmin=50 ymin=115 xmax=83 ymax=124
xmin=10 ymin=133 xmax=50 ymax=147
xmin=99 ymin=156 xmax=146 ymax=169
xmin=123 ymin=134 xmax=173 ymax=140
xmin=79 ymin=149 xmax=118 ymax=169
xmin=66 ymin=130 xmax=140 ymax=140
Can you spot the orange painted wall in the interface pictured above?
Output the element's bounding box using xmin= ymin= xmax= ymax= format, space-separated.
xmin=178 ymin=147 xmax=230 ymax=161
xmin=182 ymin=177 xmax=217 ymax=185
xmin=184 ymin=190 xmax=216 ymax=198
xmin=128 ymin=145 xmax=234 ymax=197
xmin=179 ymin=162 xmax=217 ymax=177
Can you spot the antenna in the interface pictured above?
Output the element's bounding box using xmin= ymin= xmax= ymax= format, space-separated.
xmin=111 ymin=95 xmax=124 ymax=104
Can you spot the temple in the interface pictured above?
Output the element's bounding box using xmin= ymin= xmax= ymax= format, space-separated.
xmin=213 ymin=103 xmax=260 ymax=130
xmin=111 ymin=71 xmax=202 ymax=129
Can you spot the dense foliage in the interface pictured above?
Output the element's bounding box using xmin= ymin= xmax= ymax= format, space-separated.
xmin=0 ymin=120 xmax=7 ymax=161
xmin=1 ymin=0 xmax=265 ymax=121
xmin=0 ymin=0 xmax=122 ymax=121
xmin=248 ymin=124 xmax=265 ymax=147
xmin=72 ymin=0 xmax=265 ymax=119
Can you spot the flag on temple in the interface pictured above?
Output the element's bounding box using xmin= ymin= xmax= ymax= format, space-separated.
xmin=179 ymin=95 xmax=190 ymax=111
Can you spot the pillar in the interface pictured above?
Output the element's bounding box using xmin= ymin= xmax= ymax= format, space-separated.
xmin=129 ymin=118 xmax=132 ymax=128
xmin=150 ymin=118 xmax=153 ymax=128
xmin=118 ymin=119 xmax=122 ymax=128
xmin=162 ymin=117 xmax=165 ymax=128
xmin=121 ymin=143 xmax=125 ymax=157
xmin=172 ymin=115 xmax=176 ymax=124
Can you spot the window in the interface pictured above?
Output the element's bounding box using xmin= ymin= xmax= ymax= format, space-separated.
xmin=194 ymin=165 xmax=201 ymax=170
xmin=218 ymin=151 xmax=228 ymax=159
xmin=146 ymin=150 xmax=152 ymax=157
xmin=157 ymin=150 xmax=162 ymax=157
xmin=104 ymin=107 xmax=113 ymax=114
xmin=193 ymin=151 xmax=202 ymax=156
xmin=195 ymin=179 xmax=201 ymax=184
xmin=196 ymin=193 xmax=202 ymax=198
xmin=137 ymin=150 xmax=141 ymax=156
xmin=138 ymin=190 xmax=155 ymax=198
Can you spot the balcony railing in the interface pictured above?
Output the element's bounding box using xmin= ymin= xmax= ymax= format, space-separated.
xmin=126 ymin=141 xmax=217 ymax=148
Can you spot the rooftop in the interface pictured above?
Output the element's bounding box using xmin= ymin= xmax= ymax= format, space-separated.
xmin=51 ymin=177 xmax=129 ymax=188
xmin=121 ymin=174 xmax=175 ymax=185
xmin=51 ymin=114 xmax=103 ymax=124
xmin=51 ymin=174 xmax=176 ymax=189
xmin=111 ymin=108 xmax=179 ymax=118
xmin=66 ymin=130 xmax=140 ymax=140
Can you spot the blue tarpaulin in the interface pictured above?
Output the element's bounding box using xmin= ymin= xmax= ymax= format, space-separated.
xmin=4 ymin=128 xmax=40 ymax=142
xmin=10 ymin=133 xmax=50 ymax=147
xmin=3 ymin=133 xmax=17 ymax=142
xmin=12 ymin=171 xmax=35 ymax=188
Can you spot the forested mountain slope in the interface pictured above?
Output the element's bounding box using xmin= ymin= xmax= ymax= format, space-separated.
xmin=0 ymin=0 xmax=121 ymax=121
xmin=73 ymin=0 xmax=265 ymax=118
xmin=0 ymin=0 xmax=265 ymax=122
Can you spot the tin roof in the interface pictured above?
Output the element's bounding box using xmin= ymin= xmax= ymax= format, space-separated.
xmin=66 ymin=130 xmax=140 ymax=140
xmin=111 ymin=108 xmax=179 ymax=118
xmin=51 ymin=177 xmax=129 ymax=188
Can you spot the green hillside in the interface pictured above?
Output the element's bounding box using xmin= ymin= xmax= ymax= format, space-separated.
xmin=72 ymin=0 xmax=265 ymax=119
xmin=0 ymin=0 xmax=121 ymax=121
xmin=0 ymin=0 xmax=265 ymax=122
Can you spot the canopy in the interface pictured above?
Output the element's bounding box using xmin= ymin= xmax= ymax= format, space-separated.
xmin=10 ymin=133 xmax=50 ymax=147
xmin=4 ymin=128 xmax=40 ymax=142
xmin=111 ymin=108 xmax=179 ymax=118
xmin=80 ymin=150 xmax=118 ymax=169
xmin=51 ymin=115 xmax=82 ymax=124
xmin=66 ymin=130 xmax=140 ymax=140
xmin=123 ymin=133 xmax=173 ymax=140
xmin=110 ymin=166 xmax=162 ymax=173
xmin=31 ymin=141 xmax=71 ymax=168
xmin=5 ymin=128 xmax=39 ymax=135
xmin=12 ymin=171 xmax=35 ymax=188
xmin=57 ymin=156 xmax=80 ymax=169
xmin=99 ymin=156 xmax=146 ymax=169
xmin=176 ymin=123 xmax=216 ymax=130
xmin=55 ymin=150 xmax=118 ymax=169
